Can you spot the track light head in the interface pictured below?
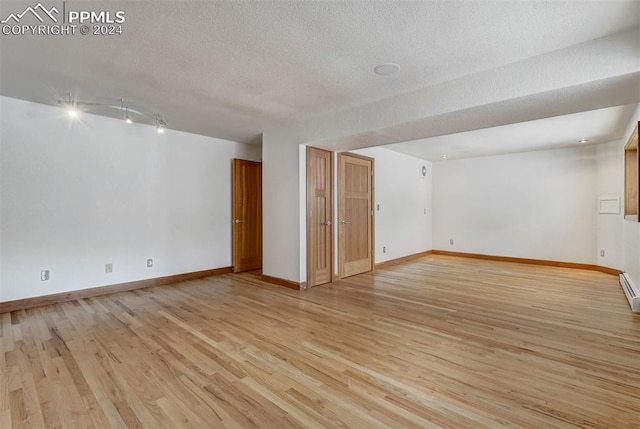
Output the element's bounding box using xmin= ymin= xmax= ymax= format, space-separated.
xmin=59 ymin=93 xmax=79 ymax=118
xmin=156 ymin=118 xmax=166 ymax=134
xmin=124 ymin=107 xmax=132 ymax=124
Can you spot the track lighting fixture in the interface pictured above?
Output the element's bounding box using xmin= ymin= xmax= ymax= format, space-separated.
xmin=121 ymin=100 xmax=133 ymax=124
xmin=57 ymin=93 xmax=166 ymax=132
xmin=59 ymin=92 xmax=79 ymax=118
xmin=156 ymin=116 xmax=166 ymax=134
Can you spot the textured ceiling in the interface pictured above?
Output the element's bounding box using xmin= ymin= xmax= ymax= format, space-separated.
xmin=385 ymin=104 xmax=637 ymax=162
xmin=1 ymin=0 xmax=639 ymax=144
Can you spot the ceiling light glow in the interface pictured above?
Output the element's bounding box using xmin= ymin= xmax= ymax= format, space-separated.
xmin=579 ymin=138 xmax=589 ymax=143
xmin=441 ymin=155 xmax=448 ymax=159
xmin=59 ymin=92 xmax=79 ymax=119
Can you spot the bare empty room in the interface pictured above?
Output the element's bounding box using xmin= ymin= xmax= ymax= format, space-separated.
xmin=1 ymin=1 xmax=640 ymax=428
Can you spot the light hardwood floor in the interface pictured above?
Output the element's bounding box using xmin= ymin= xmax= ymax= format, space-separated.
xmin=1 ymin=255 xmax=639 ymax=428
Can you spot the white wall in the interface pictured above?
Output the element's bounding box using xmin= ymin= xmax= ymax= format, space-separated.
xmin=299 ymin=145 xmax=307 ymax=282
xmin=261 ymin=130 xmax=302 ymax=283
xmin=621 ymin=104 xmax=640 ymax=286
xmin=0 ymin=97 xmax=3 ymax=296
xmin=352 ymin=147 xmax=432 ymax=263
xmin=433 ymin=146 xmax=598 ymax=264
xmin=596 ymin=140 xmax=624 ymax=269
xmin=622 ymin=220 xmax=640 ymax=284
xmin=0 ymin=96 xmax=259 ymax=302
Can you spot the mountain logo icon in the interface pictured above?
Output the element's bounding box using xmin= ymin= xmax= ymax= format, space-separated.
xmin=1 ymin=3 xmax=59 ymax=24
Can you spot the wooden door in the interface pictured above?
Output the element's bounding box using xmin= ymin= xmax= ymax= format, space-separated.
xmin=338 ymin=153 xmax=374 ymax=278
xmin=307 ymin=147 xmax=333 ymax=287
xmin=233 ymin=159 xmax=262 ymax=272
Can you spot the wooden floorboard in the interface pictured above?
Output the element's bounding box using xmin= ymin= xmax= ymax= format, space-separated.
xmin=1 ymin=255 xmax=639 ymax=428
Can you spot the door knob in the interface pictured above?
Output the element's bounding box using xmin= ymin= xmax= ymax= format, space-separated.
xmin=341 ymin=220 xmax=351 ymax=224
xmin=322 ymin=221 xmax=332 ymax=226
xmin=233 ymin=219 xmax=245 ymax=224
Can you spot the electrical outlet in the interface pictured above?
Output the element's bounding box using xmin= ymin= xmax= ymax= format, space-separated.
xmin=41 ymin=270 xmax=50 ymax=281
xmin=600 ymin=249 xmax=605 ymax=257
xmin=147 ymin=258 xmax=153 ymax=268
xmin=424 ymin=208 xmax=427 ymax=214
xmin=377 ymin=204 xmax=380 ymax=211
xmin=105 ymin=263 xmax=113 ymax=274
xmin=450 ymin=239 xmax=454 ymax=245
xmin=383 ymin=246 xmax=386 ymax=253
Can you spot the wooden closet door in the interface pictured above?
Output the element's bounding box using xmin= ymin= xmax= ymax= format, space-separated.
xmin=338 ymin=153 xmax=373 ymax=278
xmin=233 ymin=159 xmax=262 ymax=272
xmin=307 ymin=147 xmax=333 ymax=287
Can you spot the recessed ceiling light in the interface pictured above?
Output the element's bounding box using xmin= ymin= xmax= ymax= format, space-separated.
xmin=441 ymin=155 xmax=448 ymax=160
xmin=579 ymin=138 xmax=589 ymax=143
xmin=374 ymin=63 xmax=400 ymax=76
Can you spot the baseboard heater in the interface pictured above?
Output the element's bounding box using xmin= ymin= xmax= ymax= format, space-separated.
xmin=620 ymin=272 xmax=640 ymax=313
